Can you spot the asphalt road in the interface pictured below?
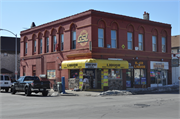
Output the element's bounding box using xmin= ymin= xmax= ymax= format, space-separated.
xmin=0 ymin=91 xmax=179 ymax=119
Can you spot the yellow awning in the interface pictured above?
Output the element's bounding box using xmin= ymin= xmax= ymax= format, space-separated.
xmin=62 ymin=59 xmax=129 ymax=69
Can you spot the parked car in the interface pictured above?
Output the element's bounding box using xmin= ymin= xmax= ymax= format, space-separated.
xmin=0 ymin=74 xmax=11 ymax=92
xmin=11 ymin=76 xmax=50 ymax=96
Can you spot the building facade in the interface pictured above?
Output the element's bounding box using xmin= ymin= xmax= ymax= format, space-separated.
xmin=20 ymin=10 xmax=171 ymax=90
xmin=0 ymin=36 xmax=20 ymax=78
xmin=171 ymin=35 xmax=180 ymax=84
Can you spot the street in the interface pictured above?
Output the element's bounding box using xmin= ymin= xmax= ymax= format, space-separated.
xmin=0 ymin=91 xmax=179 ymax=119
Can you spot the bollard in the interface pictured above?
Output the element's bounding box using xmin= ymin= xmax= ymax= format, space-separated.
xmin=61 ymin=77 xmax=66 ymax=94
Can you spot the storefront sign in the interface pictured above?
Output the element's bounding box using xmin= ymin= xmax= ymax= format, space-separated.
xmin=134 ymin=61 xmax=146 ymax=68
xmin=85 ymin=63 xmax=97 ymax=68
xmin=77 ymin=30 xmax=89 ymax=46
xmin=39 ymin=74 xmax=46 ymax=78
xmin=171 ymin=59 xmax=179 ymax=67
xmin=150 ymin=61 xmax=169 ymax=70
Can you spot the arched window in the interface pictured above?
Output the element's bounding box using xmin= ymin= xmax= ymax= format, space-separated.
xmin=111 ymin=22 xmax=118 ymax=48
xmin=161 ymin=30 xmax=167 ymax=53
xmin=32 ymin=34 xmax=37 ymax=54
xmin=44 ymin=31 xmax=50 ymax=53
xmin=51 ymin=29 xmax=57 ymax=52
xmin=59 ymin=27 xmax=64 ymax=51
xmin=98 ymin=20 xmax=106 ymax=48
xmin=138 ymin=26 xmax=145 ymax=51
xmin=127 ymin=24 xmax=134 ymax=50
xmin=38 ymin=33 xmax=43 ymax=54
xmin=24 ymin=37 xmax=28 ymax=56
xmin=152 ymin=29 xmax=158 ymax=52
xmin=70 ymin=24 xmax=76 ymax=49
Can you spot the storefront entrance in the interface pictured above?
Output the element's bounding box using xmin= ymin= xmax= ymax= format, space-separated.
xmin=150 ymin=70 xmax=168 ymax=87
xmin=126 ymin=69 xmax=133 ymax=88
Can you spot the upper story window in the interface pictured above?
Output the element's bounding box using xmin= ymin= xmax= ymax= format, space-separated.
xmin=72 ymin=31 xmax=76 ymax=49
xmin=162 ymin=37 xmax=166 ymax=52
xmin=61 ymin=34 xmax=64 ymax=51
xmin=127 ymin=32 xmax=132 ymax=50
xmin=138 ymin=34 xmax=143 ymax=51
xmin=53 ymin=36 xmax=57 ymax=52
xmin=98 ymin=28 xmax=104 ymax=47
xmin=34 ymin=40 xmax=36 ymax=53
xmin=111 ymin=30 xmax=117 ymax=48
xmin=40 ymin=39 xmax=42 ymax=54
xmin=25 ymin=42 xmax=28 ymax=55
xmin=46 ymin=37 xmax=49 ymax=53
xmin=152 ymin=36 xmax=157 ymax=52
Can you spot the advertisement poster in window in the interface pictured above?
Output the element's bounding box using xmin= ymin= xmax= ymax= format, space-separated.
xmin=47 ymin=70 xmax=56 ymax=79
xmin=141 ymin=77 xmax=146 ymax=84
xmin=134 ymin=78 xmax=140 ymax=84
xmin=126 ymin=80 xmax=131 ymax=87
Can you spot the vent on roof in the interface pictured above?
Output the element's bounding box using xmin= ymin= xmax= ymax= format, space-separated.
xmin=31 ymin=22 xmax=36 ymax=28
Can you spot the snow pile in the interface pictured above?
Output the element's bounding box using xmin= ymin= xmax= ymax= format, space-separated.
xmin=99 ymin=90 xmax=133 ymax=96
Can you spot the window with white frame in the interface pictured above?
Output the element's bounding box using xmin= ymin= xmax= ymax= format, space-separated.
xmin=138 ymin=34 xmax=143 ymax=51
xmin=111 ymin=30 xmax=117 ymax=48
xmin=127 ymin=32 xmax=132 ymax=50
xmin=40 ymin=39 xmax=42 ymax=54
xmin=152 ymin=36 xmax=157 ymax=52
xmin=46 ymin=37 xmax=49 ymax=53
xmin=98 ymin=28 xmax=104 ymax=47
xmin=162 ymin=37 xmax=166 ymax=52
xmin=72 ymin=31 xmax=76 ymax=49
xmin=53 ymin=36 xmax=57 ymax=52
xmin=34 ymin=40 xmax=36 ymax=53
xmin=61 ymin=34 xmax=64 ymax=51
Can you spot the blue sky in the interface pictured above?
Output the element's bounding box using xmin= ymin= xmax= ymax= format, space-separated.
xmin=0 ymin=0 xmax=179 ymax=37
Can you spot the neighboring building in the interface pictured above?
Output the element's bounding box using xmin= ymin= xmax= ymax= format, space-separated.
xmin=171 ymin=35 xmax=180 ymax=84
xmin=20 ymin=10 xmax=171 ymax=90
xmin=0 ymin=36 xmax=20 ymax=78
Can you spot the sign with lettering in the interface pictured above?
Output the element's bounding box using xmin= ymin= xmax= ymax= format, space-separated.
xmin=85 ymin=63 xmax=97 ymax=68
xmin=171 ymin=59 xmax=179 ymax=67
xmin=150 ymin=61 xmax=169 ymax=70
xmin=133 ymin=61 xmax=146 ymax=68
xmin=77 ymin=30 xmax=89 ymax=46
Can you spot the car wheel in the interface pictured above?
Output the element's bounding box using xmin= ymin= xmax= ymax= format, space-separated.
xmin=25 ymin=87 xmax=31 ymax=96
xmin=42 ymin=90 xmax=48 ymax=96
xmin=5 ymin=88 xmax=9 ymax=92
xmin=11 ymin=86 xmax=16 ymax=94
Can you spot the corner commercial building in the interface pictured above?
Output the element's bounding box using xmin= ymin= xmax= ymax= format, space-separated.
xmin=20 ymin=10 xmax=171 ymax=90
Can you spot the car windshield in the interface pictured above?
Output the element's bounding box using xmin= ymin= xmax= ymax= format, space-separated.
xmin=1 ymin=76 xmax=3 ymax=80
xmin=24 ymin=77 xmax=39 ymax=81
xmin=5 ymin=76 xmax=10 ymax=80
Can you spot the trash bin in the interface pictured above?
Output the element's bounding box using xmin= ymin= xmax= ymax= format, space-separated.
xmin=57 ymin=82 xmax=62 ymax=93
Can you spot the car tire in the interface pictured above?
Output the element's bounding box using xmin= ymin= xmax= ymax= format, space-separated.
xmin=11 ymin=86 xmax=16 ymax=94
xmin=42 ymin=90 xmax=48 ymax=96
xmin=5 ymin=88 xmax=9 ymax=92
xmin=25 ymin=87 xmax=31 ymax=96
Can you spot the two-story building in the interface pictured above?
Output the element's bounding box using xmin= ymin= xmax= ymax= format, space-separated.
xmin=20 ymin=10 xmax=171 ymax=90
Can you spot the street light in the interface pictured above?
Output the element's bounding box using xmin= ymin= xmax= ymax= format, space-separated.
xmin=0 ymin=28 xmax=18 ymax=81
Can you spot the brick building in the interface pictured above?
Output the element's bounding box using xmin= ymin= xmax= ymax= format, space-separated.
xmin=1 ymin=36 xmax=20 ymax=78
xmin=20 ymin=10 xmax=171 ymax=90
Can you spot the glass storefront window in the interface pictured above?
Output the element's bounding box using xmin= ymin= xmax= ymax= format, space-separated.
xmin=108 ymin=69 xmax=122 ymax=79
xmin=134 ymin=69 xmax=146 ymax=85
xmin=150 ymin=70 xmax=168 ymax=86
xmin=70 ymin=69 xmax=79 ymax=79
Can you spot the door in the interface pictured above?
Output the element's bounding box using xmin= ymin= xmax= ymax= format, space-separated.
xmin=126 ymin=69 xmax=133 ymax=88
xmin=84 ymin=69 xmax=95 ymax=88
